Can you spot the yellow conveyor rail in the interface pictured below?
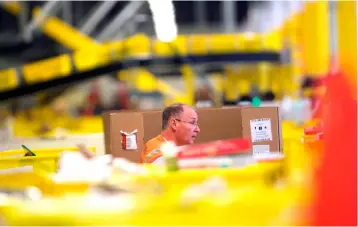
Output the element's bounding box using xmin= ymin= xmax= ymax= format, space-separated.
xmin=1 ymin=2 xmax=187 ymax=104
xmin=1 ymin=2 xmax=297 ymax=105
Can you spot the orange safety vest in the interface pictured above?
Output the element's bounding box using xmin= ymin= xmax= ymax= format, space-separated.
xmin=140 ymin=135 xmax=165 ymax=163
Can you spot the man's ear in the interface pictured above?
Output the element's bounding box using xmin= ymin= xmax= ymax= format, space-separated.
xmin=170 ymin=118 xmax=177 ymax=130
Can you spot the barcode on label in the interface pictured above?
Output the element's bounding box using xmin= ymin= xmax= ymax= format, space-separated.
xmin=126 ymin=137 xmax=132 ymax=148
xmin=250 ymin=118 xmax=273 ymax=143
xmin=251 ymin=118 xmax=270 ymax=122
xmin=253 ymin=145 xmax=270 ymax=156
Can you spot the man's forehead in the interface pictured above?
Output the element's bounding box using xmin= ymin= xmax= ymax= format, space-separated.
xmin=181 ymin=106 xmax=198 ymax=118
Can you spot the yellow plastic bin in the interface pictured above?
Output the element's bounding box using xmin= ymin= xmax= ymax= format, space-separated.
xmin=107 ymin=161 xmax=285 ymax=199
xmin=0 ymin=181 xmax=307 ymax=226
xmin=0 ymin=171 xmax=90 ymax=198
xmin=0 ymin=155 xmax=60 ymax=173
xmin=0 ymin=146 xmax=96 ymax=174
xmin=302 ymin=134 xmax=324 ymax=169
xmin=0 ymin=146 xmax=96 ymax=158
xmin=0 ymin=170 xmax=49 ymax=191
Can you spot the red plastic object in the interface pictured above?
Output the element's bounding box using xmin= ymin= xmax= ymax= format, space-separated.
xmin=116 ymin=82 xmax=130 ymax=109
xmin=177 ymin=138 xmax=251 ymax=160
xmin=310 ymin=70 xmax=357 ymax=226
xmin=315 ymin=132 xmax=324 ymax=140
xmin=304 ymin=125 xmax=324 ymax=136
xmin=82 ymin=83 xmax=100 ymax=116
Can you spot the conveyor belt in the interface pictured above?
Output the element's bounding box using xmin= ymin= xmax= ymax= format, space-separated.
xmin=0 ymin=52 xmax=281 ymax=102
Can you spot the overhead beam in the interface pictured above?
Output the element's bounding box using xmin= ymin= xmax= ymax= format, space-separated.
xmin=195 ymin=1 xmax=206 ymax=27
xmin=114 ymin=14 xmax=149 ymax=40
xmin=80 ymin=1 xmax=117 ymax=35
xmin=1 ymin=1 xmax=99 ymax=49
xmin=18 ymin=2 xmax=29 ymax=36
xmin=23 ymin=1 xmax=61 ymax=42
xmin=222 ymin=1 xmax=236 ymax=32
xmin=0 ymin=1 xmax=22 ymax=15
xmin=96 ymin=1 xmax=145 ymax=42
xmin=0 ymin=52 xmax=281 ymax=101
xmin=61 ymin=1 xmax=73 ymax=26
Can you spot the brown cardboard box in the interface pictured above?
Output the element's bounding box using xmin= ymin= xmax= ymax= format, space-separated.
xmin=240 ymin=107 xmax=282 ymax=154
xmin=195 ymin=106 xmax=282 ymax=154
xmin=194 ymin=107 xmax=243 ymax=143
xmin=103 ymin=110 xmax=162 ymax=163
xmin=103 ymin=106 xmax=282 ymax=162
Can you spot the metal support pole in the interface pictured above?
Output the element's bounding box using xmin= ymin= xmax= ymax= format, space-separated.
xmin=222 ymin=1 xmax=236 ymax=33
xmin=96 ymin=1 xmax=144 ymax=42
xmin=62 ymin=1 xmax=72 ymax=25
xmin=195 ymin=1 xmax=206 ymax=27
xmin=114 ymin=14 xmax=149 ymax=40
xmin=80 ymin=1 xmax=117 ymax=35
xmin=270 ymin=0 xmax=285 ymax=31
xmin=329 ymin=1 xmax=338 ymax=59
xmin=18 ymin=2 xmax=29 ymax=36
xmin=23 ymin=1 xmax=61 ymax=42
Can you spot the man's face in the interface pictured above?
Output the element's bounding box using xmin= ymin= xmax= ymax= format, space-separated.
xmin=172 ymin=106 xmax=200 ymax=146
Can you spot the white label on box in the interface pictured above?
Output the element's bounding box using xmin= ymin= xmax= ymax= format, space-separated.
xmin=250 ymin=118 xmax=273 ymax=142
xmin=252 ymin=145 xmax=270 ymax=156
xmin=121 ymin=129 xmax=138 ymax=150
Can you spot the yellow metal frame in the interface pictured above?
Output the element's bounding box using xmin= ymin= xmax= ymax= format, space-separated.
xmin=0 ymin=146 xmax=96 ymax=174
xmin=336 ymin=1 xmax=357 ymax=88
xmin=1 ymin=3 xmax=188 ymax=104
xmin=301 ymin=1 xmax=330 ymax=76
xmin=1 ymin=2 xmax=301 ymax=105
xmin=0 ymin=155 xmax=59 ymax=173
xmin=0 ymin=146 xmax=96 ymax=158
xmin=0 ymin=68 xmax=18 ymax=91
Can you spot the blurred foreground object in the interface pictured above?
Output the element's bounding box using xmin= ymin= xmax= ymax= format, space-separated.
xmin=77 ymin=144 xmax=96 ymax=160
xmin=310 ymin=70 xmax=357 ymax=225
xmin=0 ymin=106 xmax=13 ymax=142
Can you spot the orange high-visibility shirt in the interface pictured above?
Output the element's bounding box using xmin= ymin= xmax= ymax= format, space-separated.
xmin=140 ymin=135 xmax=165 ymax=163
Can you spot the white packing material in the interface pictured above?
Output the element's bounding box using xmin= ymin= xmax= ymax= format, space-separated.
xmin=53 ymin=152 xmax=112 ymax=183
xmin=111 ymin=158 xmax=148 ymax=175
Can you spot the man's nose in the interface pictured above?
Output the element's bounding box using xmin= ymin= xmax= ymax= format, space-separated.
xmin=194 ymin=125 xmax=200 ymax=133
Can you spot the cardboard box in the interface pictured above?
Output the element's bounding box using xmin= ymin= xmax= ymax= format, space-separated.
xmin=240 ymin=107 xmax=282 ymax=154
xmin=195 ymin=107 xmax=282 ymax=154
xmin=194 ymin=107 xmax=243 ymax=143
xmin=103 ymin=110 xmax=162 ymax=163
xmin=103 ymin=106 xmax=282 ymax=162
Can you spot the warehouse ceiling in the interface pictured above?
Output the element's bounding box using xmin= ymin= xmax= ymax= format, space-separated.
xmin=0 ymin=1 xmax=255 ymax=69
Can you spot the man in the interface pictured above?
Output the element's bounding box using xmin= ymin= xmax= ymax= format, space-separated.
xmin=140 ymin=103 xmax=200 ymax=164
